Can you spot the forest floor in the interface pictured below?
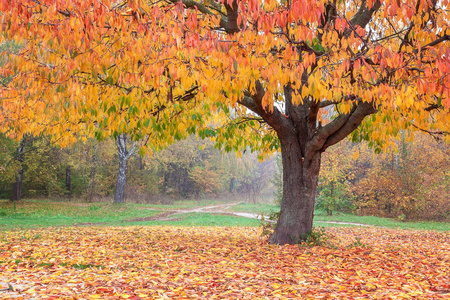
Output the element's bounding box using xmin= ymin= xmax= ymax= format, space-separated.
xmin=1 ymin=226 xmax=449 ymax=299
xmin=1 ymin=199 xmax=449 ymax=299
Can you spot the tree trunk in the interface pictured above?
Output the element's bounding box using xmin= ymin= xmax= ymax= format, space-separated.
xmin=114 ymin=155 xmax=128 ymax=203
xmin=11 ymin=138 xmax=26 ymax=202
xmin=114 ymin=134 xmax=136 ymax=203
xmin=138 ymin=155 xmax=144 ymax=170
xmin=65 ymin=166 xmax=71 ymax=196
xmin=11 ymin=168 xmax=24 ymax=201
xmin=269 ymin=134 xmax=321 ymax=245
xmin=86 ymin=144 xmax=99 ymax=202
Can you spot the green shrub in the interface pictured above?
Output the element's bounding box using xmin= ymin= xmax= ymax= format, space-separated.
xmin=315 ymin=182 xmax=353 ymax=216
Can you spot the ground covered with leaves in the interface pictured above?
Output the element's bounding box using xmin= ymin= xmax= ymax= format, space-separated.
xmin=0 ymin=226 xmax=449 ymax=299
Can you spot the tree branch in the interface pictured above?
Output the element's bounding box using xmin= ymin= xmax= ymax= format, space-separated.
xmin=318 ymin=100 xmax=340 ymax=108
xmin=350 ymin=0 xmax=382 ymax=29
xmin=422 ymin=35 xmax=450 ymax=49
xmin=321 ymin=101 xmax=377 ymax=150
xmin=168 ymin=0 xmax=230 ymax=32
xmin=238 ymin=83 xmax=292 ymax=133
xmin=308 ymin=105 xmax=357 ymax=152
xmin=125 ymin=141 xmax=138 ymax=160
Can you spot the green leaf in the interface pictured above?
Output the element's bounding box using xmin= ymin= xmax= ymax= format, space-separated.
xmin=313 ymin=43 xmax=324 ymax=52
xmin=139 ymin=147 xmax=145 ymax=156
xmin=56 ymin=85 xmax=65 ymax=93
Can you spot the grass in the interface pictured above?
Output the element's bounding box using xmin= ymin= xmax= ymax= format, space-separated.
xmin=314 ymin=209 xmax=450 ymax=231
xmin=1 ymin=199 xmax=449 ymax=231
xmin=227 ymin=203 xmax=450 ymax=231
xmin=0 ymin=199 xmax=244 ymax=230
xmin=228 ymin=203 xmax=280 ymax=215
xmin=0 ymin=200 xmax=160 ymax=230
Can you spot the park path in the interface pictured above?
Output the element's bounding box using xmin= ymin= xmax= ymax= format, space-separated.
xmin=146 ymin=202 xmax=372 ymax=227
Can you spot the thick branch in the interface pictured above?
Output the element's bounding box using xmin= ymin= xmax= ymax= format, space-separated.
xmin=238 ymin=94 xmax=260 ymax=114
xmin=424 ymin=103 xmax=444 ymax=111
xmin=321 ymin=102 xmax=377 ymax=150
xmin=238 ymin=83 xmax=292 ymax=133
xmin=125 ymin=142 xmax=138 ymax=160
xmin=308 ymin=100 xmax=320 ymax=138
xmin=168 ymin=0 xmax=229 ymax=30
xmin=223 ymin=0 xmax=240 ymax=34
xmin=350 ymin=0 xmax=382 ymax=29
xmin=422 ymin=35 xmax=450 ymax=49
xmin=308 ymin=106 xmax=356 ymax=152
xmin=179 ymin=0 xmax=216 ymax=15
xmin=318 ymin=100 xmax=339 ymax=108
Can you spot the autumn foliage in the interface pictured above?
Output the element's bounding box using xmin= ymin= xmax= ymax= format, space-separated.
xmin=1 ymin=0 xmax=449 ymax=148
xmin=317 ymin=133 xmax=450 ymax=221
xmin=350 ymin=134 xmax=450 ymax=221
xmin=0 ymin=226 xmax=449 ymax=299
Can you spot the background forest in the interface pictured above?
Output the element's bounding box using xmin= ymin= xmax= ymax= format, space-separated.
xmin=1 ymin=132 xmax=448 ymax=221
xmin=0 ymin=135 xmax=277 ymax=204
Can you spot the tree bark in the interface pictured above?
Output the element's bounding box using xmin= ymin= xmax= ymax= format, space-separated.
xmin=11 ymin=168 xmax=24 ymax=201
xmin=114 ymin=134 xmax=136 ymax=203
xmin=114 ymin=153 xmax=128 ymax=203
xmin=11 ymin=138 xmax=26 ymax=202
xmin=65 ymin=165 xmax=71 ymax=196
xmin=269 ymin=132 xmax=321 ymax=245
xmin=86 ymin=144 xmax=100 ymax=202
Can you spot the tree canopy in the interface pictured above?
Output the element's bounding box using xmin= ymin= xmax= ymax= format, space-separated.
xmin=1 ymin=0 xmax=449 ymax=146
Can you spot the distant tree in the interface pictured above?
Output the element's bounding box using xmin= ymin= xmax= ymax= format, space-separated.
xmin=271 ymin=154 xmax=283 ymax=205
xmin=10 ymin=137 xmax=27 ymax=202
xmin=316 ymin=142 xmax=355 ymax=215
xmin=351 ymin=133 xmax=450 ymax=221
xmin=114 ymin=134 xmax=137 ymax=203
xmin=0 ymin=134 xmax=18 ymax=198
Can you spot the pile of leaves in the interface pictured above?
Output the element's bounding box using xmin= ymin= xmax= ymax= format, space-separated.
xmin=0 ymin=226 xmax=449 ymax=299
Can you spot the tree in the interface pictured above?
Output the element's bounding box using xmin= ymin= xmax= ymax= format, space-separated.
xmin=87 ymin=142 xmax=100 ymax=202
xmin=199 ymin=0 xmax=449 ymax=245
xmin=231 ymin=153 xmax=276 ymax=203
xmin=316 ymin=142 xmax=355 ymax=216
xmin=349 ymin=133 xmax=450 ymax=220
xmin=1 ymin=0 xmax=449 ymax=244
xmin=114 ymin=133 xmax=137 ymax=203
xmin=10 ymin=137 xmax=27 ymax=201
xmin=0 ymin=0 xmax=212 ymax=204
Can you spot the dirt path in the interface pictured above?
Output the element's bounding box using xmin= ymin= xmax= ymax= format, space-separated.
xmin=143 ymin=203 xmax=372 ymax=227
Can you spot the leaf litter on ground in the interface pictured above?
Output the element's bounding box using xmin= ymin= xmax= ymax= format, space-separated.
xmin=0 ymin=226 xmax=449 ymax=299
